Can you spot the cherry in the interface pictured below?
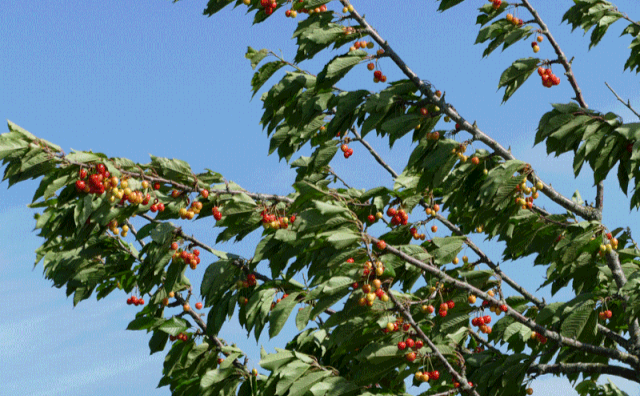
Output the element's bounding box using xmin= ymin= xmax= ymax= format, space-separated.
xmin=183 ymin=303 xmax=190 ymax=312
xmin=483 ymin=315 xmax=491 ymax=324
xmin=96 ymin=164 xmax=106 ymax=174
xmin=376 ymin=240 xmax=387 ymax=250
xmin=138 ymin=299 xmax=144 ymax=305
xmin=430 ymin=370 xmax=440 ymax=380
xmin=406 ymin=338 xmax=415 ymax=348
xmin=398 ymin=341 xmax=407 ymax=350
xmin=76 ymin=180 xmax=86 ymax=191
xmin=526 ymin=388 xmax=534 ymax=395
xmin=414 ymin=340 xmax=423 ymax=349
xmin=447 ymin=300 xmax=455 ymax=309
xmin=153 ymin=182 xmax=161 ymax=190
xmin=367 ymin=63 xmax=375 ymax=71
xmin=373 ymin=70 xmax=382 ymax=79
xmin=500 ymin=304 xmax=508 ymax=312
xmin=217 ymin=358 xmax=224 ymax=364
xmin=367 ymin=214 xmax=375 ymax=223
xmin=346 ymin=257 xmax=355 ymax=263
xmin=439 ymin=309 xmax=447 ymax=317
xmin=431 ymin=225 xmax=437 ymax=232
xmin=171 ymin=242 xmax=178 ymax=250
xmin=468 ymin=295 xmax=476 ymax=304
xmin=79 ymin=169 xmax=87 ymax=179
xmin=606 ymin=310 xmax=612 ymax=319
xmin=195 ymin=302 xmax=203 ymax=310
xmin=405 ymin=352 xmax=417 ymax=362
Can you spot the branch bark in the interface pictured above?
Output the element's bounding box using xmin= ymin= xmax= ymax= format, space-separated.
xmin=368 ymin=235 xmax=640 ymax=368
xmin=387 ymin=292 xmax=480 ymax=396
xmin=527 ymin=363 xmax=640 ymax=383
xmin=337 ymin=0 xmax=599 ymax=222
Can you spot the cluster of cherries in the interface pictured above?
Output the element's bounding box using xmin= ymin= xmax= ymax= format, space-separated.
xmin=414 ymin=369 xmax=441 ymax=383
xmin=490 ymin=0 xmax=502 ymax=9
xmin=598 ymin=309 xmax=613 ymax=321
xmin=350 ymin=40 xmax=373 ymax=52
xmin=398 ymin=337 xmax=425 ymax=353
xmin=355 ymin=270 xmax=389 ymax=307
xmin=169 ymin=332 xmax=189 ymax=342
xmin=471 ymin=314 xmax=493 ymax=335
xmin=238 ymin=273 xmax=258 ymax=289
xmin=597 ymin=232 xmax=619 ymax=257
xmin=341 ymin=143 xmax=354 ymax=158
xmin=126 ymin=295 xmax=145 ymax=306
xmin=537 ymin=67 xmax=561 ymax=87
xmin=212 ymin=206 xmax=223 ymax=221
xmin=75 ymin=164 xmax=110 ymax=195
xmin=270 ymin=293 xmax=290 ymax=310
xmin=513 ymin=178 xmax=542 ymax=210
xmin=437 ymin=300 xmax=455 ymax=317
xmin=386 ymin=206 xmax=409 ymax=226
xmin=171 ymin=242 xmax=201 ymax=270
xmin=409 ymin=227 xmax=426 ymax=241
xmin=505 ymin=13 xmax=525 ymax=26
xmin=260 ymin=209 xmax=295 ymax=229
xmin=530 ymin=35 xmax=544 ymax=53
xmin=530 ymin=331 xmax=548 ymax=344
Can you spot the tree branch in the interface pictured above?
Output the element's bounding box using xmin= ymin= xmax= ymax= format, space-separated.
xmin=605 ymin=81 xmax=640 ymax=120
xmin=338 ymin=0 xmax=599 ymax=222
xmin=527 ymin=363 xmax=640 ymax=383
xmin=367 ymin=235 xmax=640 ymax=368
xmin=387 ymin=292 xmax=479 ymax=396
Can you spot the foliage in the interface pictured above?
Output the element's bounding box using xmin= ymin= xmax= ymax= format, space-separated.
xmin=3 ymin=0 xmax=640 ymax=395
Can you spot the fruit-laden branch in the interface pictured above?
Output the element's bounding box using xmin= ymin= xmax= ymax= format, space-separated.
xmin=54 ymin=151 xmax=294 ymax=204
xmin=172 ymin=291 xmax=248 ymax=371
xmin=387 ymin=292 xmax=480 ymax=396
xmin=337 ymin=0 xmax=599 ymax=222
xmin=518 ymin=0 xmax=605 ymax=214
xmin=350 ymin=126 xmax=550 ymax=317
xmin=527 ymin=363 xmax=640 ymax=384
xmin=136 ymin=212 xmax=337 ymax=315
xmin=519 ymin=0 xmax=587 ymax=109
xmin=468 ymin=329 xmax=501 ymax=355
xmin=367 ymin=235 xmax=640 ymax=368
xmin=351 ymin=122 xmax=632 ymax=352
xmin=509 ymin=2 xmax=638 ymax=347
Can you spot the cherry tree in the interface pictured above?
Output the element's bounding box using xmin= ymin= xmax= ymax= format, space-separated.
xmin=2 ymin=0 xmax=640 ymax=395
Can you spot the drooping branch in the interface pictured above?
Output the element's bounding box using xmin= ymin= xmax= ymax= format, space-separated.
xmin=527 ymin=363 xmax=640 ymax=384
xmin=337 ymin=0 xmax=599 ymax=222
xmin=387 ymin=292 xmax=480 ymax=396
xmin=368 ymin=235 xmax=640 ymax=368
xmin=519 ymin=0 xmax=587 ymax=109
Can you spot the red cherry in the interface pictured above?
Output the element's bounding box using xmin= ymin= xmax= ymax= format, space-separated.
xmin=157 ymin=203 xmax=165 ymax=212
xmin=171 ymin=242 xmax=178 ymax=250
xmin=75 ymin=180 xmax=86 ymax=191
xmin=150 ymin=204 xmax=158 ymax=212
xmin=501 ymin=304 xmax=508 ymax=312
xmin=483 ymin=315 xmax=491 ymax=324
xmin=427 ymin=305 xmax=435 ymax=314
xmin=402 ymin=323 xmax=411 ymax=331
xmin=376 ymin=240 xmax=387 ymax=250
xmin=606 ymin=310 xmax=612 ymax=319
xmin=367 ymin=214 xmax=375 ymax=223
xmin=431 ymin=225 xmax=438 ymax=232
xmin=374 ymin=70 xmax=382 ymax=79
xmin=440 ymin=303 xmax=448 ymax=311
xmin=447 ymin=300 xmax=455 ymax=309
xmin=405 ymin=352 xmax=417 ymax=362
xmin=346 ymin=258 xmax=354 ymax=263
xmin=439 ymin=309 xmax=447 ymax=317
xmin=126 ymin=297 xmax=132 ymax=305
xmin=397 ymin=341 xmax=407 ymax=350
xmin=430 ymin=370 xmax=440 ymax=380
xmin=406 ymin=338 xmax=415 ymax=348
xmin=96 ymin=163 xmax=106 ymax=175
xmin=195 ymin=302 xmax=203 ymax=310
xmin=79 ymin=169 xmax=87 ymax=179
xmin=454 ymin=382 xmax=460 ymax=388
xmin=153 ymin=182 xmax=161 ymax=190
xmin=414 ymin=340 xmax=423 ymax=349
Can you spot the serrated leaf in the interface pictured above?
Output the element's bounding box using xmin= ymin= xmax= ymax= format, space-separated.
xmin=497 ymin=58 xmax=539 ymax=103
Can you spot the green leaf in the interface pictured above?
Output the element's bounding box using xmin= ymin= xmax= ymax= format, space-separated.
xmin=316 ymin=50 xmax=367 ymax=90
xmin=497 ymin=58 xmax=539 ymax=103
xmin=158 ymin=317 xmax=189 ymax=336
xmin=269 ymin=292 xmax=300 ymax=338
xmin=296 ymin=305 xmax=312 ymax=330
xmin=251 ymin=61 xmax=286 ymax=98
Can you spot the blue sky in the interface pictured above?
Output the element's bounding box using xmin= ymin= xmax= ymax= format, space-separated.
xmin=1 ymin=0 xmax=640 ymax=395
